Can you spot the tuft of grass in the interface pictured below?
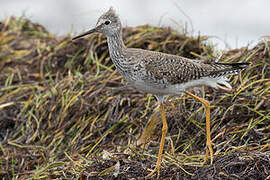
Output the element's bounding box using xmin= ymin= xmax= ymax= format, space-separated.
xmin=0 ymin=16 xmax=269 ymax=179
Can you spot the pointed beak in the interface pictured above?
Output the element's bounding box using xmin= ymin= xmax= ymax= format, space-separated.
xmin=72 ymin=28 xmax=96 ymax=40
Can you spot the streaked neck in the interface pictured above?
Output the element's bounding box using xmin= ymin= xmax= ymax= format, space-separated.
xmin=107 ymin=30 xmax=126 ymax=58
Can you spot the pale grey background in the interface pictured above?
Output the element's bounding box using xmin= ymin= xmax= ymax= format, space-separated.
xmin=1 ymin=0 xmax=269 ymax=49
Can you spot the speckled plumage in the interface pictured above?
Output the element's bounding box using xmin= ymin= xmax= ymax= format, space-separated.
xmin=76 ymin=8 xmax=248 ymax=102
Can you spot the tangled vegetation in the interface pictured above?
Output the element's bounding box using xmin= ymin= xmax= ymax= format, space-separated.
xmin=0 ymin=17 xmax=269 ymax=179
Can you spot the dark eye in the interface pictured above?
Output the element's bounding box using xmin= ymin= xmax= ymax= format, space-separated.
xmin=104 ymin=20 xmax=111 ymax=25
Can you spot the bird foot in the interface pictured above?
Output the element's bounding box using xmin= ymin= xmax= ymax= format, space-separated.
xmin=146 ymin=167 xmax=160 ymax=179
xmin=202 ymin=141 xmax=214 ymax=166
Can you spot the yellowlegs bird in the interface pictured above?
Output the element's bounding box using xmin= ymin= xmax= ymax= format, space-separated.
xmin=73 ymin=7 xmax=249 ymax=178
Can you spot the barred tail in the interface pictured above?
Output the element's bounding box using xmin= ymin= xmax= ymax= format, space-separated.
xmin=206 ymin=62 xmax=250 ymax=89
xmin=209 ymin=62 xmax=250 ymax=77
xmin=217 ymin=62 xmax=250 ymax=70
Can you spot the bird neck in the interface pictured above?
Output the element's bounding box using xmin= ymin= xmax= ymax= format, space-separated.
xmin=107 ymin=30 xmax=126 ymax=59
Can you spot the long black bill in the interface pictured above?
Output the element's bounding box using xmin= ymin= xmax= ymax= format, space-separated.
xmin=72 ymin=28 xmax=96 ymax=40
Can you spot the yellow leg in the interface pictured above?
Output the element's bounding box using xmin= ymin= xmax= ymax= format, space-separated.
xmin=185 ymin=91 xmax=214 ymax=165
xmin=147 ymin=103 xmax=168 ymax=178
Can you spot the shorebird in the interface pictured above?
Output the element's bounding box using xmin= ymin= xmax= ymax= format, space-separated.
xmin=73 ymin=7 xmax=249 ymax=178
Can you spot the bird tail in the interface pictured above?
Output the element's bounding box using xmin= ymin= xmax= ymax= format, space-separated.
xmin=209 ymin=62 xmax=250 ymax=77
xmin=216 ymin=62 xmax=250 ymax=70
xmin=207 ymin=62 xmax=250 ymax=89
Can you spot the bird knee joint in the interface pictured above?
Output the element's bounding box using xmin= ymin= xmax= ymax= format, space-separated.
xmin=162 ymin=126 xmax=168 ymax=133
xmin=204 ymin=101 xmax=210 ymax=107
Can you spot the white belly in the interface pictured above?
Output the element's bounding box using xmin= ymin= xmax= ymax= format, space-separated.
xmin=127 ymin=76 xmax=232 ymax=96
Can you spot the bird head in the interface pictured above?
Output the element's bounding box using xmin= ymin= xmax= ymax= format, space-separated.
xmin=73 ymin=7 xmax=121 ymax=40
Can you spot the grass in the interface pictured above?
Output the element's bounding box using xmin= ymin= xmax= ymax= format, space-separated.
xmin=0 ymin=17 xmax=269 ymax=179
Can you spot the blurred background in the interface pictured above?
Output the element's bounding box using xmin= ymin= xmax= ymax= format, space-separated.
xmin=1 ymin=0 xmax=269 ymax=50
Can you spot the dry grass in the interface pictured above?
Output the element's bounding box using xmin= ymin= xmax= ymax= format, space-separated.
xmin=0 ymin=17 xmax=269 ymax=179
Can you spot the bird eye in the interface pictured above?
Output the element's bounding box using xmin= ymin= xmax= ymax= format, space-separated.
xmin=104 ymin=20 xmax=111 ymax=25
